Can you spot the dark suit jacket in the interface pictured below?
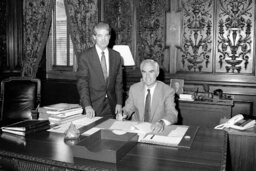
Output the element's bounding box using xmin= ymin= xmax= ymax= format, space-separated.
xmin=76 ymin=46 xmax=123 ymax=116
xmin=123 ymin=81 xmax=178 ymax=123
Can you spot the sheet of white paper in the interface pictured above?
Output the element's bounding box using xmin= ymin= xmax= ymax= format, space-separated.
xmin=168 ymin=126 xmax=188 ymax=137
xmin=109 ymin=120 xmax=138 ymax=131
xmin=142 ymin=134 xmax=182 ymax=145
xmin=82 ymin=127 xmax=101 ymax=136
xmin=132 ymin=122 xmax=152 ymax=133
xmin=140 ymin=125 xmax=189 ymax=146
xmin=82 ymin=120 xmax=138 ymax=136
xmin=47 ymin=116 xmax=102 ymax=133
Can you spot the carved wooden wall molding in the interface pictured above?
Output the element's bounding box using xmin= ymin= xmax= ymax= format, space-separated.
xmin=0 ymin=0 xmax=23 ymax=76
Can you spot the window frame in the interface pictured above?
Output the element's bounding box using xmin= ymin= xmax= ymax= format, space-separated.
xmin=46 ymin=0 xmax=77 ymax=80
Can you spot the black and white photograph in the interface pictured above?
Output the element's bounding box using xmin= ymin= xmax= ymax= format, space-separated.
xmin=170 ymin=79 xmax=184 ymax=95
xmin=0 ymin=0 xmax=254 ymax=170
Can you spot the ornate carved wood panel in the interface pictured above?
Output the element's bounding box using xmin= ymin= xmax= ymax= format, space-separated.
xmin=177 ymin=0 xmax=214 ymax=72
xmin=136 ymin=0 xmax=167 ymax=65
xmin=216 ymin=0 xmax=254 ymax=74
xmin=103 ymin=0 xmax=133 ymax=47
xmin=175 ymin=0 xmax=255 ymax=75
xmin=102 ymin=0 xmax=168 ymax=67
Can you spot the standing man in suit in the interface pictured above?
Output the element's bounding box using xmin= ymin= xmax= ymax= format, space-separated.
xmin=117 ymin=59 xmax=178 ymax=133
xmin=77 ymin=22 xmax=123 ymax=119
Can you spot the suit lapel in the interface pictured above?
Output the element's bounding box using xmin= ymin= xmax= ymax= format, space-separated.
xmin=151 ymin=82 xmax=160 ymax=122
xmin=108 ymin=49 xmax=114 ymax=87
xmin=138 ymin=83 xmax=146 ymax=121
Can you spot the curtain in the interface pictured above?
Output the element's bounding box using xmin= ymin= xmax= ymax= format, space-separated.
xmin=22 ymin=0 xmax=54 ymax=77
xmin=64 ymin=0 xmax=98 ymax=57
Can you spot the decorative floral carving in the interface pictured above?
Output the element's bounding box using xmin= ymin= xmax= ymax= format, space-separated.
xmin=217 ymin=0 xmax=253 ymax=73
xmin=177 ymin=0 xmax=213 ymax=72
xmin=103 ymin=0 xmax=133 ymax=47
xmin=137 ymin=0 xmax=166 ymax=65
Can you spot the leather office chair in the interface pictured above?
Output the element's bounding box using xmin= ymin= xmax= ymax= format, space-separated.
xmin=0 ymin=77 xmax=41 ymax=126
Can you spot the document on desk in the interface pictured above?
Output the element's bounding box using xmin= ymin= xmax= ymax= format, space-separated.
xmin=109 ymin=120 xmax=139 ymax=132
xmin=48 ymin=116 xmax=102 ymax=133
xmin=82 ymin=120 xmax=139 ymax=136
xmin=139 ymin=125 xmax=189 ymax=147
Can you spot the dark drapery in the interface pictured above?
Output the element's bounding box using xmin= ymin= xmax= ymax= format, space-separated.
xmin=64 ymin=0 xmax=98 ymax=57
xmin=22 ymin=0 xmax=54 ymax=77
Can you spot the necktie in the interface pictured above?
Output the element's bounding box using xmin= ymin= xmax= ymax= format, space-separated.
xmin=144 ymin=89 xmax=151 ymax=122
xmin=101 ymin=51 xmax=108 ymax=81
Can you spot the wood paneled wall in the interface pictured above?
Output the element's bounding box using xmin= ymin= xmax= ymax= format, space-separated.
xmin=1 ymin=0 xmax=256 ymax=118
xmin=124 ymin=68 xmax=256 ymax=117
xmin=100 ymin=0 xmax=256 ymax=117
xmin=1 ymin=0 xmax=23 ymax=78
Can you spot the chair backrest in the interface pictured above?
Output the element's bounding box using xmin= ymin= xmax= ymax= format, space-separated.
xmin=0 ymin=77 xmax=41 ymax=125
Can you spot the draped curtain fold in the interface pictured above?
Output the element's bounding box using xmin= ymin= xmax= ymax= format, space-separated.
xmin=22 ymin=0 xmax=54 ymax=77
xmin=64 ymin=0 xmax=98 ymax=57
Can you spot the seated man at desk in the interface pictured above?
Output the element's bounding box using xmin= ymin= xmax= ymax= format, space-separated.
xmin=117 ymin=59 xmax=178 ymax=133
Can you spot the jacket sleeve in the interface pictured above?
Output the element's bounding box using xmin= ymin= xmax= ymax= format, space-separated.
xmin=123 ymin=85 xmax=136 ymax=118
xmin=76 ymin=52 xmax=91 ymax=108
xmin=115 ymin=54 xmax=123 ymax=105
xmin=163 ymin=87 xmax=178 ymax=124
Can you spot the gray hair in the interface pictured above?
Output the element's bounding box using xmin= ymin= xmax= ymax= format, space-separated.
xmin=93 ymin=22 xmax=110 ymax=35
xmin=140 ymin=59 xmax=159 ymax=75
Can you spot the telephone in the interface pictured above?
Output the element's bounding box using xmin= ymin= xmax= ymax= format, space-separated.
xmin=215 ymin=114 xmax=256 ymax=130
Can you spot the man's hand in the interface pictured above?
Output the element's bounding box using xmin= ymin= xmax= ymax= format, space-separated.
xmin=116 ymin=108 xmax=127 ymax=121
xmin=115 ymin=104 xmax=122 ymax=114
xmin=85 ymin=106 xmax=95 ymax=119
xmin=116 ymin=113 xmax=127 ymax=121
xmin=151 ymin=120 xmax=165 ymax=133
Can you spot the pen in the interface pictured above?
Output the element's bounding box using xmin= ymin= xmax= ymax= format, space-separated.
xmin=150 ymin=135 xmax=155 ymax=139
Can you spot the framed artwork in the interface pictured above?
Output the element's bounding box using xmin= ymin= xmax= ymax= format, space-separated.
xmin=170 ymin=79 xmax=184 ymax=95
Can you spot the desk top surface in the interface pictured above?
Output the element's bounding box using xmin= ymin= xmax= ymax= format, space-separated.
xmin=0 ymin=119 xmax=227 ymax=171
xmin=226 ymin=126 xmax=256 ymax=136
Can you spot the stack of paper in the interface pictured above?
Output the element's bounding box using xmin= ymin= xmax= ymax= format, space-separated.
xmin=139 ymin=125 xmax=188 ymax=146
xmin=48 ymin=116 xmax=102 ymax=134
xmin=179 ymin=94 xmax=194 ymax=101
xmin=38 ymin=103 xmax=83 ymax=124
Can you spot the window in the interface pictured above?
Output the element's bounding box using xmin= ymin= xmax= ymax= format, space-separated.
xmin=46 ymin=0 xmax=76 ymax=79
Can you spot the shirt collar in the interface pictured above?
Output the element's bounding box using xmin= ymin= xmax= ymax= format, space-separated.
xmin=145 ymin=82 xmax=157 ymax=93
xmin=95 ymin=45 xmax=108 ymax=55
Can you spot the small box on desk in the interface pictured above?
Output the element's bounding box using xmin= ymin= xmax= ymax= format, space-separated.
xmin=71 ymin=129 xmax=138 ymax=163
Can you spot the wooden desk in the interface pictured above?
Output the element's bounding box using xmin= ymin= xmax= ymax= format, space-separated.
xmin=0 ymin=120 xmax=227 ymax=171
xmin=226 ymin=127 xmax=256 ymax=171
xmin=178 ymin=100 xmax=233 ymax=128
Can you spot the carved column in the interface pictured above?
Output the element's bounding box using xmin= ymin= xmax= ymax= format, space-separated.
xmin=4 ymin=0 xmax=23 ymax=75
